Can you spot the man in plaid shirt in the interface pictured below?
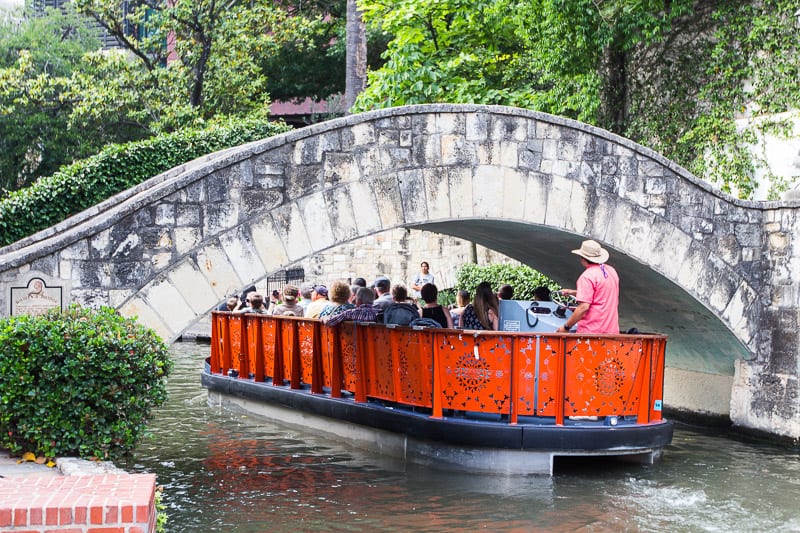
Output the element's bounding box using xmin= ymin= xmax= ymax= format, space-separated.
xmin=323 ymin=287 xmax=379 ymax=326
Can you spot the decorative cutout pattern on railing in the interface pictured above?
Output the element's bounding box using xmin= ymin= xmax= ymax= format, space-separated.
xmin=211 ymin=312 xmax=667 ymax=426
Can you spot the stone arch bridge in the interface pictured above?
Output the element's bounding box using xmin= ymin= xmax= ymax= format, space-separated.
xmin=1 ymin=104 xmax=798 ymax=440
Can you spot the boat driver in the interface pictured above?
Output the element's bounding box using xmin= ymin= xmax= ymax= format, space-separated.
xmin=556 ymin=240 xmax=619 ymax=334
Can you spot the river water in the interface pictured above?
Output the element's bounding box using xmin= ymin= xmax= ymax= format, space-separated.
xmin=120 ymin=341 xmax=800 ymax=532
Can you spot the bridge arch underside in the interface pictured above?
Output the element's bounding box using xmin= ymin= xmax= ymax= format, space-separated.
xmin=412 ymin=219 xmax=751 ymax=378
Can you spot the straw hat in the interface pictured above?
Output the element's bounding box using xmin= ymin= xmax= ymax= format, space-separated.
xmin=571 ymin=240 xmax=610 ymax=264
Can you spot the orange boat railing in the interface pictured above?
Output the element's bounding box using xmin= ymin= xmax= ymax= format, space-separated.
xmin=210 ymin=312 xmax=667 ymax=426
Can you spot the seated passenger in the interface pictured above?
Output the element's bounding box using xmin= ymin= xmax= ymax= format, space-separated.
xmin=372 ymin=276 xmax=393 ymax=311
xmin=220 ymin=296 xmax=240 ymax=312
xmin=450 ymin=289 xmax=471 ymax=328
xmin=319 ymin=280 xmax=355 ymax=318
xmin=239 ymin=284 xmax=257 ymax=308
xmin=269 ymin=285 xmax=304 ymax=316
xmin=323 ymin=287 xmax=379 ymax=326
xmin=460 ymin=282 xmax=499 ymax=330
xmin=419 ymin=283 xmax=453 ymax=328
xmin=235 ymin=292 xmax=269 ymax=314
xmin=497 ymin=284 xmax=514 ymax=300
xmin=383 ymin=284 xmax=419 ymax=326
xmin=305 ymin=285 xmax=329 ymax=318
xmin=533 ymin=286 xmax=551 ymax=301
xmin=270 ymin=289 xmax=281 ymax=308
xmin=299 ymin=282 xmax=315 ymax=314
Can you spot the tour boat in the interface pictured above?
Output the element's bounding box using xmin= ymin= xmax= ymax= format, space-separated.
xmin=202 ymin=301 xmax=672 ymax=475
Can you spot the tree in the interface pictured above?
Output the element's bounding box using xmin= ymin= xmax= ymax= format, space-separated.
xmin=354 ymin=0 xmax=800 ymax=199
xmin=0 ymin=4 xmax=107 ymax=191
xmin=344 ymin=0 xmax=366 ymax=111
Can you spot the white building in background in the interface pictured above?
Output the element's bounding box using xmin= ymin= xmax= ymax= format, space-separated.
xmin=0 ymin=0 xmax=22 ymax=10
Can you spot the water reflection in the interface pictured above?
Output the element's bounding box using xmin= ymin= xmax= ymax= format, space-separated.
xmin=121 ymin=341 xmax=800 ymax=532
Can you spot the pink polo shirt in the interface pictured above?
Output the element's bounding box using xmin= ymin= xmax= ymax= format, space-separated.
xmin=575 ymin=263 xmax=619 ymax=334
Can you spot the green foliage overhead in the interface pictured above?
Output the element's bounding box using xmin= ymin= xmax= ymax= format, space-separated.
xmin=0 ymin=117 xmax=291 ymax=247
xmin=0 ymin=4 xmax=125 ymax=191
xmin=455 ymin=263 xmax=560 ymax=301
xmin=355 ymin=0 xmax=800 ymax=199
xmin=0 ymin=305 xmax=172 ymax=460
xmin=0 ymin=1 xmax=349 ymax=191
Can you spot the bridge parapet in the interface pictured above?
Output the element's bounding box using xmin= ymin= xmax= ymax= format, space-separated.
xmin=0 ymin=104 xmax=798 ymax=440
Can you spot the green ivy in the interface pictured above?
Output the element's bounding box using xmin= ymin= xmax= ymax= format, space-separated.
xmin=0 ymin=117 xmax=291 ymax=247
xmin=0 ymin=305 xmax=172 ymax=460
xmin=454 ymin=263 xmax=559 ymax=301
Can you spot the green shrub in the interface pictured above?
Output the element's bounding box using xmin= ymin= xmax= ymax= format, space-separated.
xmin=0 ymin=305 xmax=172 ymax=460
xmin=454 ymin=263 xmax=561 ymax=301
xmin=0 ymin=117 xmax=292 ymax=246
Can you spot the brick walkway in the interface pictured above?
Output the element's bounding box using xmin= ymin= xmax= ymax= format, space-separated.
xmin=0 ymin=452 xmax=156 ymax=533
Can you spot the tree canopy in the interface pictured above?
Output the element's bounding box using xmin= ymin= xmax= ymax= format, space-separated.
xmin=1 ymin=0 xmax=796 ymax=199
xmin=354 ymin=0 xmax=800 ymax=199
xmin=0 ymin=0 xmax=371 ymax=193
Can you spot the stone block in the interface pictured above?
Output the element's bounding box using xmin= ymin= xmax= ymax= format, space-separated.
xmin=59 ymin=240 xmax=89 ymax=260
xmin=646 ymin=223 xmax=692 ymax=280
xmin=270 ymin=202 xmax=314 ymax=261
xmin=119 ymin=296 xmax=172 ymax=341
xmin=194 ymin=242 xmax=244 ymax=298
xmin=399 ymin=129 xmax=413 ymax=148
xmin=675 ymin=243 xmax=708 ymax=294
xmin=110 ymin=260 xmax=153 ymax=290
xmin=491 ymin=116 xmax=527 ymax=142
xmin=352 ymin=122 xmax=376 ymax=145
xmin=255 ymin=164 xmax=285 ymax=176
xmin=501 ymin=168 xmax=527 ymax=221
xmin=293 ymin=137 xmax=321 ymax=165
xmin=442 ymin=134 xmax=475 ymax=166
xmin=371 ymin=174 xmax=405 ymax=230
xmin=175 ymin=205 xmax=201 ymax=226
xmin=249 ymin=219 xmax=290 ymax=273
xmin=522 ymin=172 xmax=550 ymax=225
xmin=346 ymin=181 xmax=383 ymax=235
xmin=285 ymin=164 xmax=323 ymax=199
xmin=473 ymin=165 xmax=504 ymax=218
xmin=423 ymin=167 xmax=452 ymax=220
xmin=383 ymin=146 xmax=413 ymax=170
xmin=735 ymin=223 xmax=762 ymax=247
xmin=324 ymin=186 xmax=359 ymax=243
xmin=203 ymin=202 xmax=240 ymax=238
xmin=466 ymin=112 xmax=488 ymax=141
xmin=565 ymin=181 xmax=589 ymax=235
xmin=219 ymin=226 xmax=268 ymax=287
xmin=620 ymin=207 xmax=655 ymax=262
xmin=447 ymin=166 xmax=475 ymax=219
xmin=174 ymin=227 xmax=202 ymax=255
xmin=434 ymin=113 xmax=460 ymax=135
xmin=140 ymin=276 xmax=197 ymax=334
xmin=167 ymin=260 xmax=219 ymax=314
xmin=708 ymin=266 xmax=738 ymax=314
xmin=603 ymin=200 xmax=635 ymax=252
xmin=723 ymin=282 xmax=758 ymax=346
xmin=543 ymin=174 xmax=573 ymax=230
xmin=155 ymin=203 xmax=175 ymax=226
xmin=399 ymin=169 xmax=429 ymax=224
